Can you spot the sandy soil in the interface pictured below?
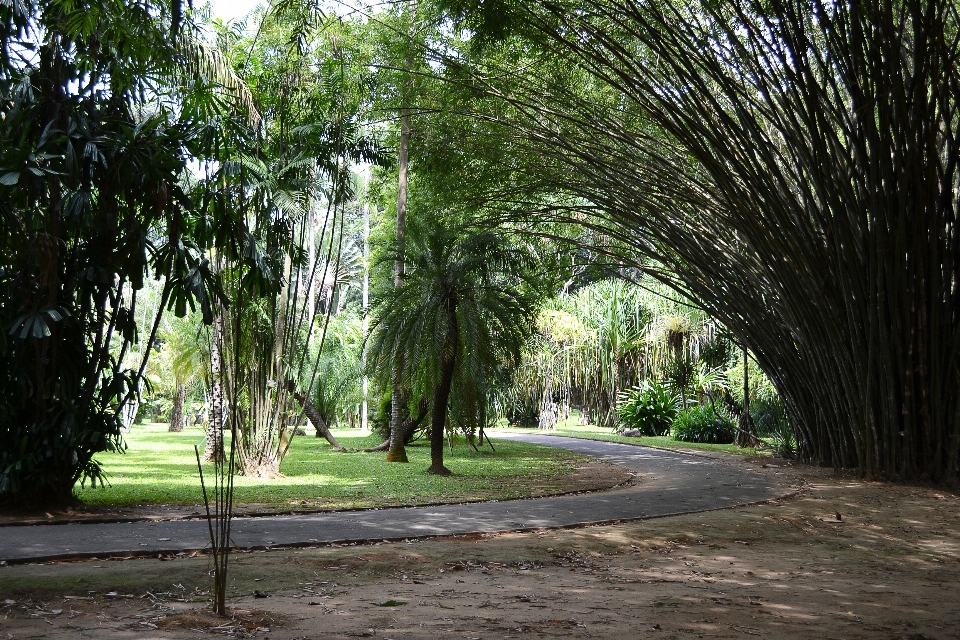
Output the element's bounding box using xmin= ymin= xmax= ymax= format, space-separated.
xmin=1 ymin=459 xmax=958 ymax=640
xmin=0 ymin=460 xmax=633 ymax=527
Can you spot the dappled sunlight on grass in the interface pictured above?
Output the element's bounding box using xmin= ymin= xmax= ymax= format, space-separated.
xmin=75 ymin=423 xmax=586 ymax=508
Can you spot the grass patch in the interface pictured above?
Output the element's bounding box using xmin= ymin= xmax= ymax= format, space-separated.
xmin=493 ymin=420 xmax=768 ymax=456
xmin=74 ymin=423 xmax=588 ymax=510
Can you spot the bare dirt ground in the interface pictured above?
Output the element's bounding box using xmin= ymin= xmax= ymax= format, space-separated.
xmin=0 ymin=460 xmax=632 ymax=527
xmin=1 ymin=459 xmax=958 ymax=640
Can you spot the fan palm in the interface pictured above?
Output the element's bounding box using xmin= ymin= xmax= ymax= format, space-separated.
xmin=367 ymin=222 xmax=539 ymax=474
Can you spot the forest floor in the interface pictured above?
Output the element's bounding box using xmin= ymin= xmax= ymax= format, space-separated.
xmin=1 ymin=456 xmax=958 ymax=640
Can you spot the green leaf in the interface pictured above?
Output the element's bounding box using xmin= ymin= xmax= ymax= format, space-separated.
xmin=0 ymin=172 xmax=20 ymax=185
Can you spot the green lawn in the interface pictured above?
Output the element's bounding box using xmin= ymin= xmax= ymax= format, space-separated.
xmin=75 ymin=423 xmax=588 ymax=510
xmin=492 ymin=419 xmax=769 ymax=456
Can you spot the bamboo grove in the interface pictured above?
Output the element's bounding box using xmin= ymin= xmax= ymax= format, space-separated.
xmin=439 ymin=0 xmax=960 ymax=481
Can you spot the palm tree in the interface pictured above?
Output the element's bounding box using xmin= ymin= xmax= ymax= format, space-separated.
xmin=368 ymin=222 xmax=539 ymax=474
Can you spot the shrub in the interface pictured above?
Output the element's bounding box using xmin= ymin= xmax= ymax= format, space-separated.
xmin=768 ymin=421 xmax=797 ymax=458
xmin=616 ymin=381 xmax=679 ymax=436
xmin=505 ymin=396 xmax=539 ymax=427
xmin=671 ymin=404 xmax=736 ymax=444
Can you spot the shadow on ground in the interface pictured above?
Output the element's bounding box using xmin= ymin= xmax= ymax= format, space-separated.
xmin=1 ymin=464 xmax=956 ymax=639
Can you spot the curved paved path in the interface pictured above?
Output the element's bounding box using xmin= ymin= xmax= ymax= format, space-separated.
xmin=0 ymin=435 xmax=783 ymax=564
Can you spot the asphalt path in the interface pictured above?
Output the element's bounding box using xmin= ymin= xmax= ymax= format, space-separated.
xmin=0 ymin=435 xmax=784 ymax=564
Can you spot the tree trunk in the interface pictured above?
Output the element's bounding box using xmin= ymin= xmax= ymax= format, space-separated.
xmin=364 ymin=439 xmax=390 ymax=453
xmin=204 ymin=313 xmax=225 ymax=463
xmin=387 ymin=387 xmax=409 ymax=462
xmin=736 ymin=345 xmax=756 ymax=448
xmin=388 ymin=6 xmax=416 ymax=464
xmin=169 ymin=382 xmax=186 ymax=432
xmin=386 ymin=121 xmax=410 ymax=460
xmin=387 ymin=118 xmax=411 ymax=460
xmin=538 ymin=378 xmax=556 ymax=430
xmin=369 ymin=398 xmax=429 ymax=453
xmin=292 ymin=389 xmax=345 ymax=451
xmin=428 ymin=308 xmax=457 ymax=476
xmin=307 ymin=199 xmax=317 ymax=324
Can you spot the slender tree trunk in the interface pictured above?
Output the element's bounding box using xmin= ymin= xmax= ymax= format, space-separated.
xmin=395 ymin=108 xmax=411 ymax=290
xmin=364 ymin=440 xmax=390 ymax=453
xmin=369 ymin=398 xmax=429 ymax=452
xmin=387 ymin=5 xmax=417 ymax=464
xmin=538 ymin=380 xmax=556 ymax=430
xmin=307 ymin=204 xmax=317 ymax=324
xmin=387 ymin=389 xmax=409 ymax=461
xmin=386 ymin=111 xmax=411 ymax=460
xmin=204 ymin=313 xmax=225 ymax=463
xmin=169 ymin=382 xmax=186 ymax=432
xmin=736 ymin=345 xmax=756 ymax=447
xmin=428 ymin=307 xmax=457 ymax=476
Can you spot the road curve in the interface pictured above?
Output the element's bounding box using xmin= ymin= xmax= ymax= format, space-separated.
xmin=0 ymin=435 xmax=784 ymax=564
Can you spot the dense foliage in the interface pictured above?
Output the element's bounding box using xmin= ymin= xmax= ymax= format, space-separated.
xmin=6 ymin=0 xmax=955 ymax=509
xmin=671 ymin=405 xmax=736 ymax=445
xmin=0 ymin=0 xmax=247 ymax=503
